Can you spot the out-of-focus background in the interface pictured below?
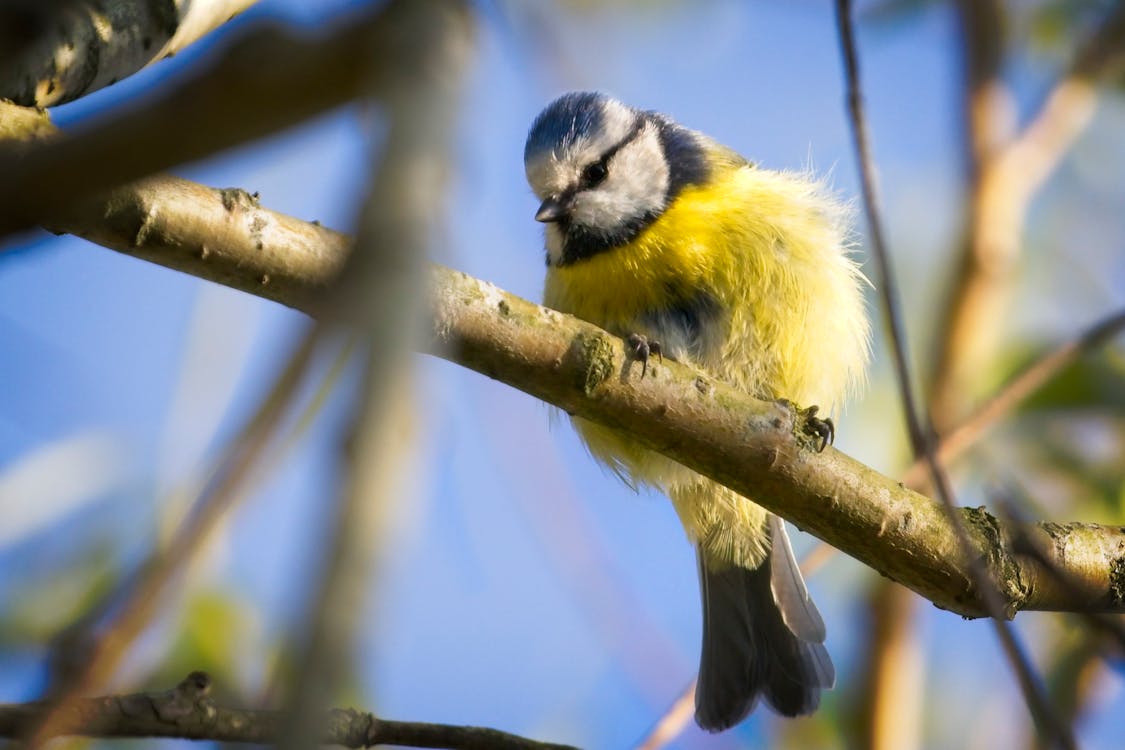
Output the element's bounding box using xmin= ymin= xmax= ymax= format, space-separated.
xmin=1 ymin=1 xmax=1123 ymax=748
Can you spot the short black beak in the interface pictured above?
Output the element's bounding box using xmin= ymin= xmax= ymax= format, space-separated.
xmin=535 ymin=196 xmax=568 ymax=223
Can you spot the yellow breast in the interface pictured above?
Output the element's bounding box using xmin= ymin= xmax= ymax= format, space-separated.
xmin=545 ymin=163 xmax=868 ymax=410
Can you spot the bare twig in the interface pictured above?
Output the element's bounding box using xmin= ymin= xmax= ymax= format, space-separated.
xmin=0 ymin=672 xmax=577 ymax=750
xmin=834 ymin=2 xmax=1074 ymax=747
xmin=855 ymin=13 xmax=1004 ymax=737
xmin=633 ymin=681 xmax=695 ymax=750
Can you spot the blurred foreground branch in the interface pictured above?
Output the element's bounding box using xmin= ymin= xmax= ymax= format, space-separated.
xmin=0 ymin=0 xmax=417 ymax=237
xmin=277 ymin=0 xmax=472 ymax=747
xmin=0 ymin=0 xmax=262 ymax=107
xmin=0 ymin=672 xmax=577 ymax=750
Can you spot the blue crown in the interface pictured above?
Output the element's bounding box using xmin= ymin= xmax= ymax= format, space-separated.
xmin=524 ymin=91 xmax=613 ymax=162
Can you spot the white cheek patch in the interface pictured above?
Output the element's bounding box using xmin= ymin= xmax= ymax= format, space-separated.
xmin=570 ymin=124 xmax=669 ymax=231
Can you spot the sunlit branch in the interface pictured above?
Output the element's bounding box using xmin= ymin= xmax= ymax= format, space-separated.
xmin=4 ymin=153 xmax=1120 ymax=618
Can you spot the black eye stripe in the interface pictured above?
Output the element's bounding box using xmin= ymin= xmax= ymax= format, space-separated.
xmin=578 ymin=115 xmax=646 ymax=189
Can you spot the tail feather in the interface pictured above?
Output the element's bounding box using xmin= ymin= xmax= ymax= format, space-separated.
xmin=768 ymin=515 xmax=827 ymax=644
xmin=694 ymin=516 xmax=834 ymax=731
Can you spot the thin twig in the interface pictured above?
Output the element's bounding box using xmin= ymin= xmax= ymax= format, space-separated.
xmin=633 ymin=681 xmax=696 ymax=750
xmin=903 ymin=307 xmax=1125 ymax=488
xmin=833 ymin=3 xmax=1075 ymax=748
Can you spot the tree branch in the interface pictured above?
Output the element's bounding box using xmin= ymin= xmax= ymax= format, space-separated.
xmin=0 ymin=672 xmax=577 ymax=750
xmin=0 ymin=0 xmax=262 ymax=107
xmin=279 ymin=1 xmax=472 ymax=747
xmin=7 ymin=147 xmax=1120 ymax=618
xmin=428 ymin=248 xmax=1125 ymax=619
xmin=0 ymin=0 xmax=419 ymax=238
xmin=836 ymin=3 xmax=1071 ymax=745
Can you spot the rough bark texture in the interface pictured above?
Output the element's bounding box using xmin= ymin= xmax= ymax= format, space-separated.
xmin=428 ymin=268 xmax=1125 ymax=618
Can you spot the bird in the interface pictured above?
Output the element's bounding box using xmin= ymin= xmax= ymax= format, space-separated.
xmin=523 ymin=92 xmax=870 ymax=731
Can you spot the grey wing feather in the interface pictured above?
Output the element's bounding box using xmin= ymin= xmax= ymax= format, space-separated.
xmin=768 ymin=514 xmax=828 ymax=645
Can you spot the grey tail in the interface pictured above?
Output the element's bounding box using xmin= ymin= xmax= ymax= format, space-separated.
xmin=694 ymin=515 xmax=835 ymax=732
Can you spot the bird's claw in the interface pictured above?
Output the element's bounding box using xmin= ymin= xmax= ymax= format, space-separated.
xmin=626 ymin=333 xmax=662 ymax=378
xmin=802 ymin=405 xmax=834 ymax=452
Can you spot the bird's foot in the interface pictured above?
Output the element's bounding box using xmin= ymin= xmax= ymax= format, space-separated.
xmin=626 ymin=333 xmax=662 ymax=378
xmin=801 ymin=405 xmax=835 ymax=452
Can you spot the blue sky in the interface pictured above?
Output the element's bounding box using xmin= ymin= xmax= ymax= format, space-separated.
xmin=1 ymin=1 xmax=1123 ymax=748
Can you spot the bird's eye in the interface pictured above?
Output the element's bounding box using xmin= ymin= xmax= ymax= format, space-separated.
xmin=581 ymin=161 xmax=608 ymax=188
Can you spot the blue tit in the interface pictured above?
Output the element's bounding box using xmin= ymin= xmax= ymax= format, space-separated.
xmin=523 ymin=92 xmax=870 ymax=731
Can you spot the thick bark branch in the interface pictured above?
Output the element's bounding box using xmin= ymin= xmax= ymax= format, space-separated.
xmin=0 ymin=0 xmax=262 ymax=108
xmin=0 ymin=100 xmax=346 ymax=310
xmin=429 ymin=266 xmax=1125 ymax=617
xmin=15 ymin=162 xmax=1122 ymax=618
xmin=0 ymin=0 xmax=416 ymax=237
xmin=0 ymin=672 xmax=577 ymax=749
xmin=1 ymin=92 xmax=1120 ymax=619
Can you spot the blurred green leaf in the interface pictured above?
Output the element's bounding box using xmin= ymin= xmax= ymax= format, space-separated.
xmin=1010 ymin=349 xmax=1125 ymax=413
xmin=1028 ymin=0 xmax=1117 ymax=49
xmin=153 ymin=588 xmax=260 ymax=700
